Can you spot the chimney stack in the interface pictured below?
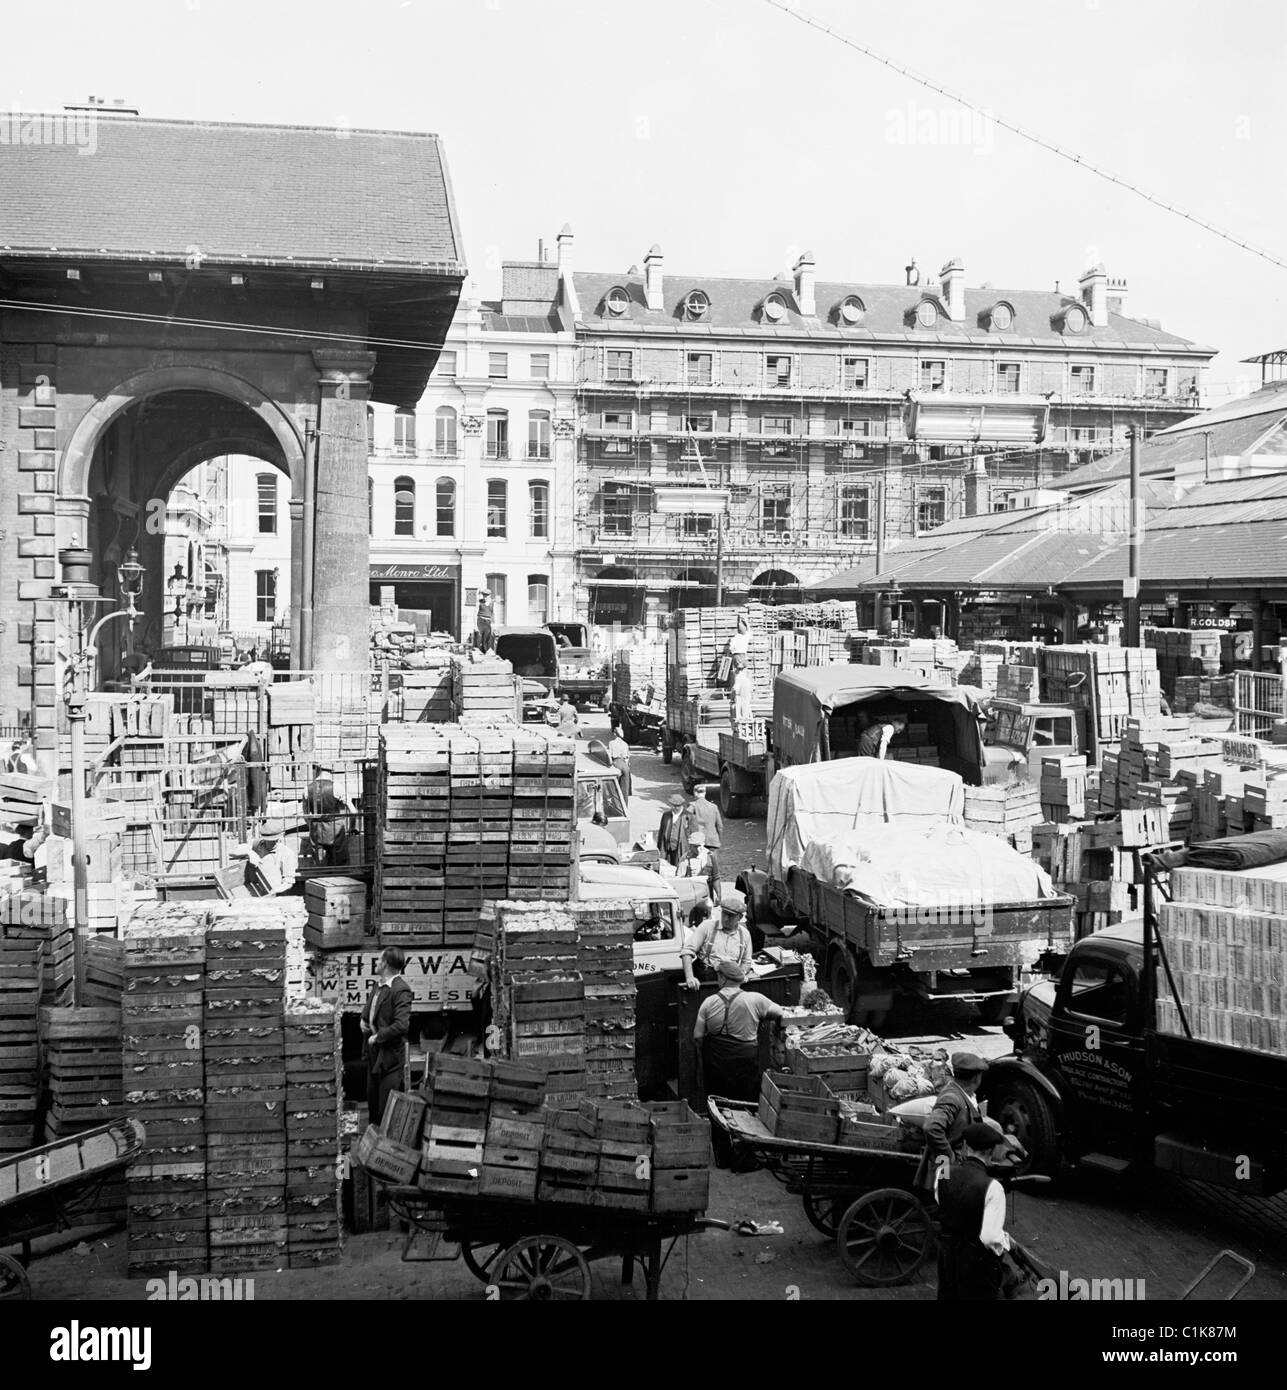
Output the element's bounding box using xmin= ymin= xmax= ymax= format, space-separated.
xmin=905 ymin=257 xmax=920 ymax=287
xmin=1079 ymin=263 xmax=1109 ymax=327
xmin=644 ymin=243 xmax=664 ymax=312
xmin=1106 ymin=275 xmax=1128 ymax=318
xmin=793 ymin=250 xmax=816 ymax=317
xmin=556 ymin=223 xmax=580 ymax=318
xmin=940 ymin=258 xmax=965 ymax=321
xmin=964 ymin=457 xmax=991 ymax=516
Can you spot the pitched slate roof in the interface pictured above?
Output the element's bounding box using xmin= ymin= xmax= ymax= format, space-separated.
xmin=0 ymin=114 xmax=465 ymax=272
xmin=1052 ymin=382 xmax=1287 ymax=491
xmin=572 ymin=269 xmax=1210 ymax=353
xmin=813 ymin=475 xmax=1287 ymax=593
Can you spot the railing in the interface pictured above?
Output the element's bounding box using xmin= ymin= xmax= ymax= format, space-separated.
xmin=526 ymin=444 xmax=552 ymax=460
xmin=485 ymin=444 xmax=511 ymax=460
xmin=1234 ymin=670 xmax=1287 ymax=740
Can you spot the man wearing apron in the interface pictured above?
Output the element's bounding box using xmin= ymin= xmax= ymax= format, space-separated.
xmin=694 ymin=959 xmax=784 ymax=1166
xmin=934 ymin=1122 xmax=1014 ymax=1300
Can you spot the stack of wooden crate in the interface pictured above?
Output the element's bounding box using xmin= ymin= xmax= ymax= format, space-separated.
xmin=570 ymin=900 xmax=637 ymax=1099
xmin=646 ymin=1101 xmax=712 ymax=1214
xmin=376 ymin=725 xmax=450 ymax=943
xmin=758 ymin=1071 xmax=840 ymax=1143
xmin=3 ymin=887 xmax=74 ymax=1007
xmin=499 ymin=905 xmax=585 ymax=1098
xmin=612 ymin=644 xmax=667 ymax=706
xmin=996 ymin=663 xmax=1039 ymax=702
xmin=1145 ymin=628 xmax=1223 ymax=699
xmin=0 ymin=770 xmax=51 ymax=826
xmin=209 ymin=683 xmax=265 ymax=737
xmin=1039 ymin=755 xmax=1088 ymax=822
xmin=1157 ymin=865 xmax=1287 ymax=1056
xmin=396 ymin=666 xmax=453 ymax=723
xmin=446 ymin=729 xmax=512 ymax=939
xmin=1041 ymin=644 xmax=1163 ymax=745
xmin=451 ymin=656 xmax=521 ymax=722
xmin=284 ymin=998 xmax=342 ymax=1269
xmin=1243 ymin=775 xmax=1287 ymax=831
xmin=509 ymin=732 xmax=576 ymax=902
xmin=1172 ymin=674 xmax=1235 ymax=713
xmin=419 ymin=1053 xmax=490 ymax=1197
xmin=0 ymin=919 xmax=43 ymax=1156
xmin=203 ymin=918 xmax=288 ymax=1275
xmin=122 ymin=908 xmax=208 ymax=1276
xmin=41 ymin=1005 xmax=124 ymax=1139
xmin=962 ymin=783 xmax=1044 ymax=853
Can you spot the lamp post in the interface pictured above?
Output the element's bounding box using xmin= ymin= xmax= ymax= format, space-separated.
xmin=58 ymin=546 xmax=146 ymax=1005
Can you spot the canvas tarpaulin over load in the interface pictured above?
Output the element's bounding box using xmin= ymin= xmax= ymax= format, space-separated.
xmin=766 ymin=758 xmax=966 ymax=882
xmin=798 ymin=822 xmax=1056 ymax=909
xmin=771 ymin=665 xmax=986 ymax=783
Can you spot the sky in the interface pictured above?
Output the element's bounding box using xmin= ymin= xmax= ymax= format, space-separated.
xmin=2 ymin=0 xmax=1284 ymax=397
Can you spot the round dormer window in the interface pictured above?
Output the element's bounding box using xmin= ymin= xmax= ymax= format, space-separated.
xmin=916 ymin=300 xmax=938 ymax=328
xmin=990 ymin=302 xmax=1013 ymax=330
xmin=840 ymin=296 xmax=865 ymax=325
xmin=763 ymin=294 xmax=786 ymax=322
xmin=606 ymin=286 xmax=629 ymax=317
xmin=1064 ymin=304 xmax=1088 ymax=334
xmin=685 ymin=290 xmax=710 ymax=321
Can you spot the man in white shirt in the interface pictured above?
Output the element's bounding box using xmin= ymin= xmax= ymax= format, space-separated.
xmin=934 ymin=1121 xmax=1013 ymax=1300
xmin=730 ymin=657 xmax=755 ymax=726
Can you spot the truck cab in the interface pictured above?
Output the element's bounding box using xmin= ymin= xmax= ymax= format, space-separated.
xmin=576 ymin=860 xmax=686 ymax=976
xmin=575 ymin=744 xmax=631 ymax=845
xmin=547 ymin=621 xmax=609 ymax=708
xmin=984 ymin=699 xmax=1086 ymax=784
xmin=493 ymin=626 xmax=559 ymax=697
xmin=988 ymin=921 xmax=1287 ymax=1190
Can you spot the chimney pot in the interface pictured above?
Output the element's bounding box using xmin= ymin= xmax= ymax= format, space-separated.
xmin=793 ymin=250 xmax=816 ymax=317
xmin=1078 ymin=263 xmax=1109 ymax=327
xmin=939 ymin=257 xmax=965 ymax=321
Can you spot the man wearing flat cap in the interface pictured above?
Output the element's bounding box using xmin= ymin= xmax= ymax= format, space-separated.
xmin=934 ymin=1120 xmax=1013 ymax=1300
xmin=915 ymin=1051 xmax=989 ymax=1192
xmin=682 ymin=888 xmax=753 ymax=989
xmin=694 ymin=958 xmax=785 ymax=1165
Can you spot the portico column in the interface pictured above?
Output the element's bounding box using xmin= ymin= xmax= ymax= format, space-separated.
xmin=311 ymin=350 xmax=377 ymax=671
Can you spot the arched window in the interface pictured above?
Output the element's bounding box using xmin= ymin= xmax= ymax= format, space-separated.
xmin=527 ymin=410 xmax=551 ymax=460
xmin=436 ymin=477 xmax=456 ymax=538
xmin=435 ymin=406 xmax=458 ymax=458
xmin=528 ymin=574 xmax=550 ymax=625
xmin=394 ymin=476 xmax=416 ymax=536
xmin=394 ymin=408 xmax=417 ymax=453
xmin=528 ymin=480 xmax=550 ymax=540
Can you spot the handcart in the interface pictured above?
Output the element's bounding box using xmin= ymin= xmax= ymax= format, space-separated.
xmin=0 ymin=1118 xmax=146 ymax=1299
xmin=708 ymin=1095 xmax=934 ymax=1286
xmin=381 ymin=1185 xmax=728 ymax=1301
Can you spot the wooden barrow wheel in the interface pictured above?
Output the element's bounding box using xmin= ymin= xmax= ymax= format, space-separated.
xmin=490 ymin=1234 xmax=592 ymax=1301
xmin=460 ymin=1238 xmax=506 ymax=1283
xmin=0 ymin=1252 xmax=31 ymax=1301
xmin=801 ymin=1192 xmax=847 ymax=1239
xmin=836 ymin=1187 xmax=935 ymax=1287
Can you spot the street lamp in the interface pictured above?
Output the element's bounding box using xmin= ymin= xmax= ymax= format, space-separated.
xmin=57 ymin=545 xmax=146 ymax=1005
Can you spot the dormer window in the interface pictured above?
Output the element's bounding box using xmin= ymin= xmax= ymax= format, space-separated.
xmin=684 ymin=289 xmax=710 ymax=321
xmin=762 ymin=293 xmax=787 ymax=323
xmin=989 ymin=301 xmax=1015 ymax=331
xmin=1063 ymin=303 xmax=1088 ymax=335
xmin=839 ymin=295 xmax=865 ymax=325
xmin=605 ymin=286 xmax=630 ymax=317
xmin=916 ymin=300 xmax=939 ymax=329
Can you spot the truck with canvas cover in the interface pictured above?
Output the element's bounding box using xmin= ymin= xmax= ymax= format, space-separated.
xmin=493 ymin=626 xmax=559 ymax=698
xmin=547 ymin=621 xmax=610 ymax=707
xmin=743 ymin=758 xmax=1074 ymax=1028
xmin=772 ymin=666 xmax=989 ymax=785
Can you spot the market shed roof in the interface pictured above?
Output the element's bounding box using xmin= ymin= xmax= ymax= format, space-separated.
xmin=0 ymin=113 xmax=465 ymax=272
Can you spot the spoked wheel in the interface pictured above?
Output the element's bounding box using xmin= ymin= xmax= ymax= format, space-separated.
xmin=801 ymin=1192 xmax=848 ymax=1239
xmin=0 ymin=1252 xmax=31 ymax=1301
xmin=491 ymin=1234 xmax=591 ymax=1301
xmin=836 ymin=1188 xmax=936 ymax=1287
xmin=460 ymin=1238 xmax=506 ymax=1283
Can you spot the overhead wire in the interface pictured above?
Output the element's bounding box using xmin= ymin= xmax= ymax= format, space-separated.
xmin=762 ymin=0 xmax=1287 ymax=274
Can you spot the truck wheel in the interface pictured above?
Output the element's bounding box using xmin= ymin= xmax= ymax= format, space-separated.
xmin=828 ymin=956 xmax=857 ymax=1021
xmin=987 ymin=1076 xmax=1060 ymax=1177
xmin=680 ymin=745 xmax=696 ymax=790
xmin=660 ymin=730 xmax=675 ymax=765
xmin=620 ymin=713 xmax=639 ymax=745
xmin=719 ymin=770 xmax=744 ymax=819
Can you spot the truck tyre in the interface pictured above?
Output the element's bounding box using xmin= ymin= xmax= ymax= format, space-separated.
xmin=828 ymin=955 xmax=858 ymax=1022
xmin=680 ymin=745 xmax=697 ymax=791
xmin=660 ymin=729 xmax=675 ymax=765
xmin=719 ymin=769 xmax=744 ymax=819
xmin=620 ymin=712 xmax=639 ymax=745
xmin=987 ymin=1075 xmax=1060 ymax=1177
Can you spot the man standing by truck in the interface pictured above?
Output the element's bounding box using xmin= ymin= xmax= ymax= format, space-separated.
xmin=857 ymin=715 xmax=907 ymax=760
xmin=681 ymin=786 xmax=724 ymax=893
xmin=915 ymin=1052 xmax=988 ymax=1191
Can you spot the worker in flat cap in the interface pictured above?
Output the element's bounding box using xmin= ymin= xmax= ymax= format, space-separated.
xmin=694 ymin=957 xmax=785 ymax=1166
xmin=915 ymin=1052 xmax=990 ymax=1193
xmin=681 ymin=887 xmax=752 ymax=989
xmin=658 ymin=791 xmax=686 ymax=868
xmin=934 ymin=1120 xmax=1015 ymax=1301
